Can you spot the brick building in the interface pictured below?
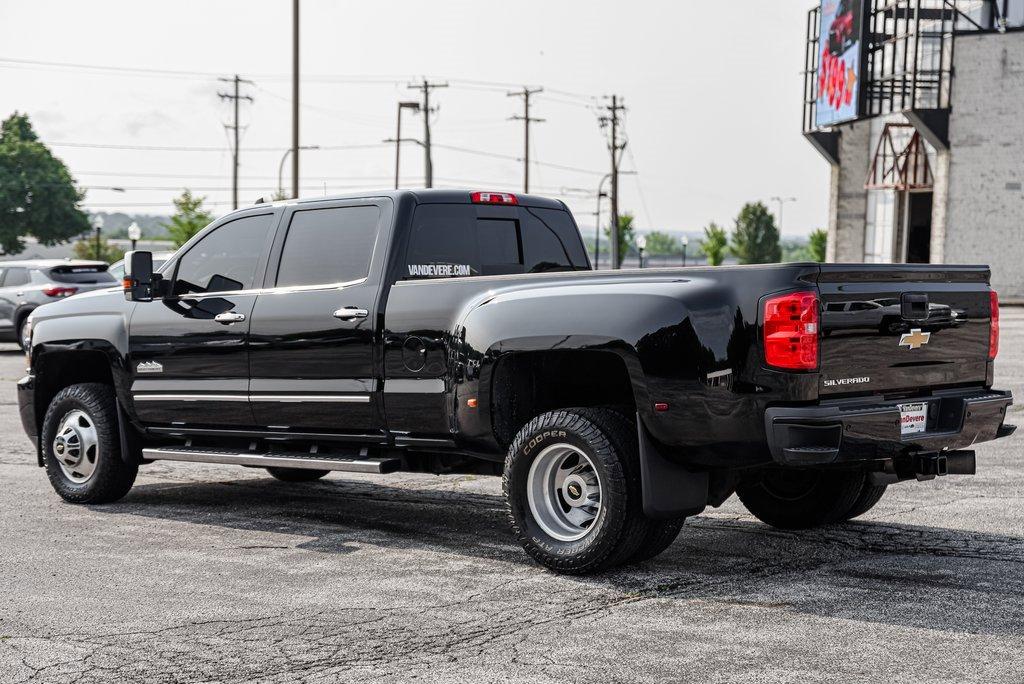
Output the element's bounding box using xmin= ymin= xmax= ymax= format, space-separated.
xmin=804 ymin=1 xmax=1024 ymax=297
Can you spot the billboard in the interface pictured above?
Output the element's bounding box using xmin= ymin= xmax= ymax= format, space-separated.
xmin=815 ymin=0 xmax=864 ymax=128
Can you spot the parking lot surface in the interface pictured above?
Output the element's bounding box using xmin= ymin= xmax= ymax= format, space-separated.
xmin=1 ymin=311 xmax=1023 ymax=683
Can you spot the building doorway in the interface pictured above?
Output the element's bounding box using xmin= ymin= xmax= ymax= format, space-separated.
xmin=905 ymin=191 xmax=932 ymax=263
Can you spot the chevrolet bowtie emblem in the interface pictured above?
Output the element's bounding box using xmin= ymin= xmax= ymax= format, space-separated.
xmin=899 ymin=328 xmax=931 ymax=350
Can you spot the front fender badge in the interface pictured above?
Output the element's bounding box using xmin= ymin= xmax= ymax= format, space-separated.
xmin=137 ymin=361 xmax=164 ymax=374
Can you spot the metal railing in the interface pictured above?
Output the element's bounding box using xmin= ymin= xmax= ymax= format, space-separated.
xmin=803 ymin=0 xmax=1023 ymax=132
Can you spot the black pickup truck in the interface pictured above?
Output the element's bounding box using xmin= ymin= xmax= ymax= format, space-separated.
xmin=18 ymin=190 xmax=1015 ymax=574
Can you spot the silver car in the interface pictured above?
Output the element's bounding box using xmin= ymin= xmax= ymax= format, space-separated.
xmin=0 ymin=260 xmax=117 ymax=350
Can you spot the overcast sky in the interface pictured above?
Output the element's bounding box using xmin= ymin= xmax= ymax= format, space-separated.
xmin=0 ymin=0 xmax=828 ymax=238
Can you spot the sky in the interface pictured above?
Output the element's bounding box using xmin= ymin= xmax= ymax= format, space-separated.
xmin=0 ymin=0 xmax=829 ymax=238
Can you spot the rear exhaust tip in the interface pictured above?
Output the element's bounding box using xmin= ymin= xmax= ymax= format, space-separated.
xmin=945 ymin=450 xmax=977 ymax=476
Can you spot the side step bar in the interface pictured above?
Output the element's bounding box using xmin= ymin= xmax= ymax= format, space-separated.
xmin=142 ymin=447 xmax=400 ymax=474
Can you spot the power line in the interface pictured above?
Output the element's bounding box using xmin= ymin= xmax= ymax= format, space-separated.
xmin=218 ymin=75 xmax=255 ymax=209
xmin=507 ymin=87 xmax=545 ymax=193
xmin=45 ymin=141 xmax=388 ymax=152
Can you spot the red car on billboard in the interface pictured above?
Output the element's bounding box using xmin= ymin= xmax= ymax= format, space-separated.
xmin=827 ymin=0 xmax=860 ymax=56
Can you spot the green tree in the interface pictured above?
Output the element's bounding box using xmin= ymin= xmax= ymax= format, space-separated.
xmin=808 ymin=228 xmax=828 ymax=262
xmin=604 ymin=212 xmax=636 ymax=268
xmin=730 ymin=201 xmax=781 ymax=264
xmin=72 ymin=235 xmax=125 ymax=263
xmin=0 ymin=112 xmax=91 ymax=254
xmin=163 ymin=190 xmax=213 ymax=247
xmin=642 ymin=230 xmax=680 ymax=256
xmin=699 ymin=222 xmax=729 ymax=266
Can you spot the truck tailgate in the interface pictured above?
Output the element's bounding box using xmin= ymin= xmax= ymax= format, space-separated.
xmin=816 ymin=265 xmax=992 ymax=396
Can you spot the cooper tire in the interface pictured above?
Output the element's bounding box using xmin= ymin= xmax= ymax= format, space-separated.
xmin=266 ymin=467 xmax=330 ymax=482
xmin=42 ymin=383 xmax=137 ymax=504
xmin=629 ymin=518 xmax=685 ymax=564
xmin=504 ymin=407 xmax=648 ymax=575
xmin=737 ymin=468 xmax=865 ymax=530
xmin=842 ymin=482 xmax=887 ymax=521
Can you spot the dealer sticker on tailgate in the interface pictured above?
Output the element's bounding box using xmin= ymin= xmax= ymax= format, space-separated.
xmin=899 ymin=402 xmax=928 ymax=435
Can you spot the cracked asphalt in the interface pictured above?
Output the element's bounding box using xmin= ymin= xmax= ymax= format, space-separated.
xmin=2 ymin=311 xmax=1023 ymax=683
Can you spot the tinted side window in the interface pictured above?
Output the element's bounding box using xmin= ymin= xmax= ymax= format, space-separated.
xmin=405 ymin=204 xmax=478 ymax=279
xmin=47 ymin=266 xmax=115 ymax=284
xmin=276 ymin=206 xmax=380 ymax=287
xmin=174 ymin=214 xmax=275 ymax=294
xmin=521 ymin=208 xmax=589 ymax=272
xmin=3 ymin=267 xmax=29 ymax=287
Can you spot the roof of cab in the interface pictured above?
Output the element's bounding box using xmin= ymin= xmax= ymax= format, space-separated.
xmin=255 ymin=188 xmax=567 ymax=212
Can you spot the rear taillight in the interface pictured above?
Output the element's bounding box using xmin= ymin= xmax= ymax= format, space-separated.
xmin=471 ymin=191 xmax=518 ymax=205
xmin=989 ymin=290 xmax=1000 ymax=360
xmin=42 ymin=285 xmax=78 ymax=298
xmin=764 ymin=291 xmax=819 ymax=371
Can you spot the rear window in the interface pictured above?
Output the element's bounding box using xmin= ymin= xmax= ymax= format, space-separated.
xmin=404 ymin=204 xmax=588 ymax=280
xmin=46 ymin=266 xmax=115 ymax=284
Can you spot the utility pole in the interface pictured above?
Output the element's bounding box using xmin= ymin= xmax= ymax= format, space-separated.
xmin=507 ymin=87 xmax=545 ymax=193
xmin=292 ymin=0 xmax=300 ymax=199
xmin=600 ymin=95 xmax=627 ymax=268
xmin=218 ymin=74 xmax=254 ymax=210
xmin=408 ymin=79 xmax=448 ymax=188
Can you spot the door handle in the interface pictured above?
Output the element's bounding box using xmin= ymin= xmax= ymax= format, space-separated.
xmin=214 ymin=312 xmax=246 ymax=324
xmin=333 ymin=307 xmax=368 ymax=321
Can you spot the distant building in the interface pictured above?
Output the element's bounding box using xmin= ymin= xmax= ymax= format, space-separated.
xmin=803 ymin=0 xmax=1024 ymax=297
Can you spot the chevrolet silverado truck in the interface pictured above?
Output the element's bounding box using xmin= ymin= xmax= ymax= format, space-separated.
xmin=18 ymin=190 xmax=1015 ymax=574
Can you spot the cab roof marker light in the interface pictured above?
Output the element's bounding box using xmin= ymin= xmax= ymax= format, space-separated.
xmin=471 ymin=191 xmax=518 ymax=205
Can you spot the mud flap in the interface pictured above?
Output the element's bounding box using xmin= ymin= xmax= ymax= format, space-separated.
xmin=637 ymin=414 xmax=709 ymax=519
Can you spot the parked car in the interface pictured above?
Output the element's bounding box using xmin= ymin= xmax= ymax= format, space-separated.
xmin=0 ymin=260 xmax=116 ymax=350
xmin=17 ymin=190 xmax=1015 ymax=574
xmin=107 ymin=251 xmax=175 ymax=281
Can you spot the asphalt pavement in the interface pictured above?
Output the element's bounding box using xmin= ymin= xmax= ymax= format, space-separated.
xmin=2 ymin=311 xmax=1023 ymax=683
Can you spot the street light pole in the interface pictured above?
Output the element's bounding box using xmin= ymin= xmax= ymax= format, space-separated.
xmin=394 ymin=101 xmax=421 ymax=189
xmin=91 ymin=215 xmax=104 ymax=261
xmin=636 ymin=234 xmax=647 ymax=269
xmin=682 ymin=236 xmax=689 ymax=267
xmin=278 ymin=145 xmax=319 ymax=198
xmin=770 ymin=196 xmax=797 ymax=233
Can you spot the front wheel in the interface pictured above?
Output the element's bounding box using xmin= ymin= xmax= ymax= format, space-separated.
xmin=42 ymin=383 xmax=138 ymax=504
xmin=503 ymin=407 xmax=650 ymax=574
xmin=736 ymin=468 xmax=865 ymax=530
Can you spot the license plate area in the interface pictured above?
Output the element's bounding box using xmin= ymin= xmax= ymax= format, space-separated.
xmin=898 ymin=402 xmax=929 ymax=435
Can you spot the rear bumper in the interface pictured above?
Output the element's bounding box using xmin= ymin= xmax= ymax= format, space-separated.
xmin=765 ymin=388 xmax=1014 ymax=466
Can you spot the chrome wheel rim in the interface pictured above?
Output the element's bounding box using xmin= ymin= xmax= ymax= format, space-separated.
xmin=526 ymin=443 xmax=602 ymax=542
xmin=52 ymin=410 xmax=99 ymax=484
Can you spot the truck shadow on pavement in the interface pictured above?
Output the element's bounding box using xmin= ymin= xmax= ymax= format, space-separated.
xmin=105 ymin=475 xmax=1024 ymax=637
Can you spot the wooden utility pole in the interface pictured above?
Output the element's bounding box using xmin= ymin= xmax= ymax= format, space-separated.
xmin=507 ymin=87 xmax=545 ymax=193
xmin=408 ymin=80 xmax=448 ymax=187
xmin=601 ymin=95 xmax=627 ymax=268
xmin=291 ymin=0 xmax=300 ymax=199
xmin=218 ymin=74 xmax=254 ymax=209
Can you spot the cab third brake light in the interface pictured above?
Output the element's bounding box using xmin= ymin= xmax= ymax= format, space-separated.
xmin=471 ymin=191 xmax=518 ymax=205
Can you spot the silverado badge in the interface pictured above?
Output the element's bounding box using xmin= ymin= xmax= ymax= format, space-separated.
xmin=136 ymin=361 xmax=164 ymax=374
xmin=899 ymin=328 xmax=931 ymax=350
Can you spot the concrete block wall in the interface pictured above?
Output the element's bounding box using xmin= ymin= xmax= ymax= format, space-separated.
xmin=945 ymin=31 xmax=1024 ymax=299
xmin=826 ymin=120 xmax=872 ymax=262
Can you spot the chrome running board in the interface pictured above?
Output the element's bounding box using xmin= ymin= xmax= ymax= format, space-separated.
xmin=142 ymin=447 xmax=400 ymax=474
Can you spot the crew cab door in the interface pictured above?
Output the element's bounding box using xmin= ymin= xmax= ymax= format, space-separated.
xmin=127 ymin=210 xmax=279 ymax=427
xmin=247 ymin=199 xmax=390 ymax=437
